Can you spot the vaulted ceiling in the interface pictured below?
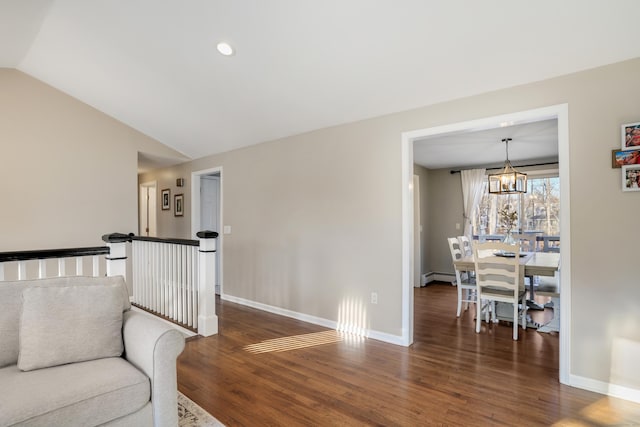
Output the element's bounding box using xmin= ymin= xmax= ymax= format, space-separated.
xmin=3 ymin=1 xmax=640 ymax=167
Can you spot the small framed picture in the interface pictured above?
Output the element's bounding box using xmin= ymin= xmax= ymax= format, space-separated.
xmin=622 ymin=165 xmax=640 ymax=192
xmin=621 ymin=121 xmax=640 ymax=150
xmin=612 ymin=149 xmax=640 ymax=168
xmin=174 ymin=194 xmax=184 ymax=216
xmin=161 ymin=189 xmax=170 ymax=210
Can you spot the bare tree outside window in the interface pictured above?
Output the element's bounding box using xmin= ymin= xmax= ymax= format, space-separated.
xmin=473 ymin=176 xmax=560 ymax=237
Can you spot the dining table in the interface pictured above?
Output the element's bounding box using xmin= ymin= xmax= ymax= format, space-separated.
xmin=453 ymin=251 xmax=561 ymax=328
xmin=453 ymin=251 xmax=560 ymax=279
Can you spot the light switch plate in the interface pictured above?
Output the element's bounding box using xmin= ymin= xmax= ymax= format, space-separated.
xmin=223 ymin=225 xmax=231 ymax=234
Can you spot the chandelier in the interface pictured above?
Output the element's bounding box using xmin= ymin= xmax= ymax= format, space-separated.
xmin=488 ymin=138 xmax=527 ymax=194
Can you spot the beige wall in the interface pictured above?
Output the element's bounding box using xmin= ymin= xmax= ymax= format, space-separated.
xmin=145 ymin=57 xmax=640 ymax=390
xmin=412 ymin=164 xmax=430 ymax=278
xmin=426 ymin=168 xmax=464 ymax=276
xmin=1 ymin=69 xmax=185 ymax=251
xmin=141 ymin=122 xmax=403 ymax=337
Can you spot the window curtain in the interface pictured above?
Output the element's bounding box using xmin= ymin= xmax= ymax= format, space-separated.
xmin=460 ymin=168 xmax=486 ymax=240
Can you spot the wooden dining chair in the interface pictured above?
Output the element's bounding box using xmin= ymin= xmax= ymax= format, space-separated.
xmin=447 ymin=237 xmax=476 ymax=317
xmin=473 ymin=241 xmax=528 ymax=340
xmin=513 ymin=233 xmax=538 ymax=253
xmin=536 ymin=272 xmax=560 ymax=333
xmin=457 ymin=235 xmax=473 ymax=257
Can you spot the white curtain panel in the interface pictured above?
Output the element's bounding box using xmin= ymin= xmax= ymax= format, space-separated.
xmin=460 ymin=168 xmax=486 ymax=239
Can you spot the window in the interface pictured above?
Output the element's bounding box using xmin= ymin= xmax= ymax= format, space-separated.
xmin=473 ymin=174 xmax=560 ymax=237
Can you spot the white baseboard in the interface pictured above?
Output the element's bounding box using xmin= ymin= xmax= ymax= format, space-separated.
xmin=428 ymin=273 xmax=454 ymax=283
xmin=220 ymin=293 xmax=405 ymax=346
xmin=570 ymin=374 xmax=640 ymax=404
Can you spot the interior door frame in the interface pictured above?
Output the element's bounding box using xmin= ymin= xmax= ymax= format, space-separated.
xmin=191 ymin=166 xmax=224 ymax=295
xmin=400 ymin=104 xmax=571 ymax=385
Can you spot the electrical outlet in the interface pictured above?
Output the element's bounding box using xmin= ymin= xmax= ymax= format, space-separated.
xmin=455 ymin=223 xmax=461 ymax=230
xmin=371 ymin=292 xmax=378 ymax=304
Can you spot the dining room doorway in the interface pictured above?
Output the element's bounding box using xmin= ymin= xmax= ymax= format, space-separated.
xmin=400 ymin=104 xmax=571 ymax=384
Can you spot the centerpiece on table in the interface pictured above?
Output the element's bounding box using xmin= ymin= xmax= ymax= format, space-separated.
xmin=499 ymin=206 xmax=518 ymax=245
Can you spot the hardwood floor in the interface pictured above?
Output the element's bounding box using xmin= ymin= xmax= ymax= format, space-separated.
xmin=177 ymin=283 xmax=640 ymax=426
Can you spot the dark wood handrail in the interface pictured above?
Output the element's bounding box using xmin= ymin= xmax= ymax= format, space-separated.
xmin=0 ymin=230 xmax=221 ymax=262
xmin=0 ymin=246 xmax=110 ymax=263
xmin=130 ymin=235 xmax=199 ymax=247
xmin=102 ymin=232 xmax=218 ymax=247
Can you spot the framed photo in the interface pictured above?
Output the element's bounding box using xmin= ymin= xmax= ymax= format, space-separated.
xmin=161 ymin=189 xmax=170 ymax=210
xmin=174 ymin=194 xmax=184 ymax=216
xmin=621 ymin=121 xmax=640 ymax=150
xmin=622 ymin=165 xmax=640 ymax=192
xmin=612 ymin=149 xmax=640 ymax=168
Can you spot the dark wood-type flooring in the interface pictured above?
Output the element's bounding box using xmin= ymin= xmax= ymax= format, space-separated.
xmin=177 ymin=283 xmax=640 ymax=426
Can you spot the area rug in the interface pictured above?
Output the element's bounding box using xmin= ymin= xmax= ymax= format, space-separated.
xmin=178 ymin=391 xmax=225 ymax=427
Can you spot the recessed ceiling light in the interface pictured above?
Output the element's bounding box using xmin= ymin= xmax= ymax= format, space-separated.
xmin=216 ymin=42 xmax=234 ymax=56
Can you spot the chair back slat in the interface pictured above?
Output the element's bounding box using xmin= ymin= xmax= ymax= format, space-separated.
xmin=473 ymin=242 xmax=521 ymax=294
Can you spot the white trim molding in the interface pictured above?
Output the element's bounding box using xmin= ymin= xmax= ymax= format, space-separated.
xmin=401 ymin=104 xmax=571 ymax=384
xmin=191 ymin=166 xmax=224 ymax=296
xmin=221 ymin=294 xmax=406 ymax=346
xmin=570 ymin=374 xmax=640 ymax=404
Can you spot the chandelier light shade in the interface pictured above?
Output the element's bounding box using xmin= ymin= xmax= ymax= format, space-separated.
xmin=488 ymin=138 xmax=527 ymax=194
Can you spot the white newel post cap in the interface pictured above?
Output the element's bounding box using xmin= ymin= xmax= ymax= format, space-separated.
xmin=102 ymin=233 xmax=131 ymax=279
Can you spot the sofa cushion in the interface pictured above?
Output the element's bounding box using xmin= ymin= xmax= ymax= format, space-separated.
xmin=0 ymin=275 xmax=130 ymax=368
xmin=0 ymin=357 xmax=150 ymax=426
xmin=18 ymin=283 xmax=125 ymax=371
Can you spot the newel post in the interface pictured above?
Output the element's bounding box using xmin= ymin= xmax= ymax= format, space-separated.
xmin=102 ymin=233 xmax=131 ymax=278
xmin=197 ymin=230 xmax=219 ymax=336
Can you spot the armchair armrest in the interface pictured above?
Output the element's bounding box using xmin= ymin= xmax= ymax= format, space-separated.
xmin=122 ymin=310 xmax=185 ymax=427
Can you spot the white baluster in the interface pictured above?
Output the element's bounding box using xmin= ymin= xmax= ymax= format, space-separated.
xmin=159 ymin=243 xmax=164 ymax=317
xmin=18 ymin=261 xmax=26 ymax=280
xmin=156 ymin=242 xmax=161 ymax=313
xmin=58 ymin=258 xmax=66 ymax=277
xmin=177 ymin=245 xmax=183 ymax=323
xmin=173 ymin=245 xmax=182 ymax=322
xmin=0 ymin=264 xmax=4 ymax=281
xmin=172 ymin=244 xmax=178 ymax=322
xmin=92 ymin=256 xmax=99 ymax=277
xmin=193 ymin=245 xmax=198 ymax=329
xmin=182 ymin=245 xmax=188 ymax=325
xmin=38 ymin=259 xmax=47 ymax=278
xmin=162 ymin=245 xmax=173 ymax=317
xmin=145 ymin=241 xmax=150 ymax=309
xmin=150 ymin=242 xmax=156 ymax=312
xmin=132 ymin=241 xmax=138 ymax=304
xmin=76 ymin=257 xmax=83 ymax=276
xmin=186 ymin=246 xmax=192 ymax=327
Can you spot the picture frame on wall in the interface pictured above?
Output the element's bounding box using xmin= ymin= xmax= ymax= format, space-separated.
xmin=622 ymin=165 xmax=640 ymax=192
xmin=611 ymin=149 xmax=640 ymax=168
xmin=161 ymin=189 xmax=170 ymax=210
xmin=174 ymin=194 xmax=184 ymax=216
xmin=621 ymin=121 xmax=640 ymax=150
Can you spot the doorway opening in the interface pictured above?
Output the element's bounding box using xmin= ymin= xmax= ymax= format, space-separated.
xmin=139 ymin=181 xmax=157 ymax=237
xmin=191 ymin=167 xmax=223 ymax=295
xmin=401 ymin=104 xmax=571 ymax=384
